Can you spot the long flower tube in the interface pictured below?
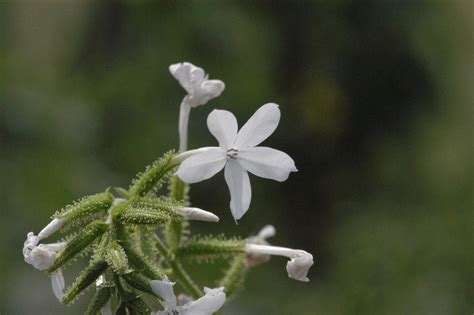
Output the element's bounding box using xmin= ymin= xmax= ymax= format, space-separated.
xmin=245 ymin=244 xmax=314 ymax=282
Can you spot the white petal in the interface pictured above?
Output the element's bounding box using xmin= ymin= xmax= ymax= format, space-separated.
xmin=286 ymin=251 xmax=314 ymax=282
xmin=238 ymin=147 xmax=297 ymax=182
xmin=150 ymin=280 xmax=177 ymax=308
xmin=201 ymin=80 xmax=225 ymax=98
xmin=169 ymin=62 xmax=195 ymax=94
xmin=187 ymin=79 xmax=225 ymax=107
xmin=224 ymin=161 xmax=251 ymax=221
xmin=234 ymin=103 xmax=281 ymax=149
xmin=183 ymin=287 xmax=226 ymax=315
xmin=258 ymin=225 xmax=276 ymax=240
xmin=51 ymin=271 xmax=65 ymax=302
xmin=25 ymin=245 xmax=58 ymax=270
xmin=23 ymin=232 xmax=39 ymax=257
xmin=176 ymin=147 xmax=226 ymax=184
xmin=42 ymin=242 xmax=66 ymax=251
xmin=190 ymin=65 xmax=206 ymax=86
xmin=207 ymin=109 xmax=238 ymax=149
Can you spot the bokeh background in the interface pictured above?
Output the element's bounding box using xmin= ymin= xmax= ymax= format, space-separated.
xmin=1 ymin=1 xmax=472 ymax=314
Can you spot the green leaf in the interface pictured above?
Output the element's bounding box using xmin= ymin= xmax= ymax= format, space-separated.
xmin=48 ymin=221 xmax=108 ymax=273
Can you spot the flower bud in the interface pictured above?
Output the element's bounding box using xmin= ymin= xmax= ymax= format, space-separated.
xmin=38 ymin=219 xmax=65 ymax=240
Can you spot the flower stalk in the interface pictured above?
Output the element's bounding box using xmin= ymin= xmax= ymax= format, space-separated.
xmin=154 ymin=235 xmax=203 ymax=298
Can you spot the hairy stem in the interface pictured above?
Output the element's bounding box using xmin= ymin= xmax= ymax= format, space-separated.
xmin=154 ymin=235 xmax=203 ymax=298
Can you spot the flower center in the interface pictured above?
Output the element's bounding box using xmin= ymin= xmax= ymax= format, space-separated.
xmin=226 ymin=148 xmax=238 ymax=160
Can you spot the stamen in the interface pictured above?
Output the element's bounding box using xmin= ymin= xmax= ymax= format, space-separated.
xmin=226 ymin=148 xmax=238 ymax=160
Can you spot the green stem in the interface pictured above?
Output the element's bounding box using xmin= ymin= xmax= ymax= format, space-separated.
xmin=166 ymin=176 xmax=189 ymax=250
xmin=217 ymin=254 xmax=247 ymax=299
xmin=154 ymin=235 xmax=202 ymax=298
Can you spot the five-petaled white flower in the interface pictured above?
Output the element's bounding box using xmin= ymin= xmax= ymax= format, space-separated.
xmin=169 ymin=62 xmax=225 ymax=108
xmin=176 ymin=103 xmax=297 ymax=221
xmin=150 ymin=280 xmax=225 ymax=315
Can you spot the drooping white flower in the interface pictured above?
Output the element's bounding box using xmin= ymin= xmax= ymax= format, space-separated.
xmin=169 ymin=62 xmax=225 ymax=108
xmin=245 ymin=244 xmax=314 ymax=282
xmin=176 ymin=103 xmax=297 ymax=221
xmin=286 ymin=250 xmax=314 ymax=282
xmin=150 ymin=280 xmax=226 ymax=315
xmin=169 ymin=62 xmax=225 ymax=152
xmin=23 ymin=232 xmax=67 ymax=301
xmin=23 ymin=232 xmax=65 ymax=271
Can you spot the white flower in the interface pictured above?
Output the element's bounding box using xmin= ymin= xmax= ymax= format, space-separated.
xmin=23 ymin=232 xmax=66 ymax=301
xmin=23 ymin=232 xmax=65 ymax=271
xmin=169 ymin=62 xmax=225 ymax=108
xmin=150 ymin=280 xmax=226 ymax=315
xmin=245 ymin=244 xmax=314 ymax=282
xmin=176 ymin=103 xmax=297 ymax=221
xmin=170 ymin=62 xmax=225 ymax=152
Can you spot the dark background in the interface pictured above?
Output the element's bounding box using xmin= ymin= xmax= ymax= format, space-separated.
xmin=1 ymin=1 xmax=472 ymax=314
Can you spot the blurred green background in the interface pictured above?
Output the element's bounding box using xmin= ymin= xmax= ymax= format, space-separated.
xmin=1 ymin=1 xmax=472 ymax=314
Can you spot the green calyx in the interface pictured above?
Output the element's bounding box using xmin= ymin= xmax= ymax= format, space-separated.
xmin=85 ymin=284 xmax=114 ymax=315
xmin=129 ymin=151 xmax=177 ymax=197
xmin=63 ymin=260 xmax=109 ymax=305
xmin=105 ymin=242 xmax=132 ymax=275
xmin=176 ymin=236 xmax=246 ymax=262
xmin=48 ymin=220 xmax=109 ymax=273
xmin=52 ymin=190 xmax=114 ymax=229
